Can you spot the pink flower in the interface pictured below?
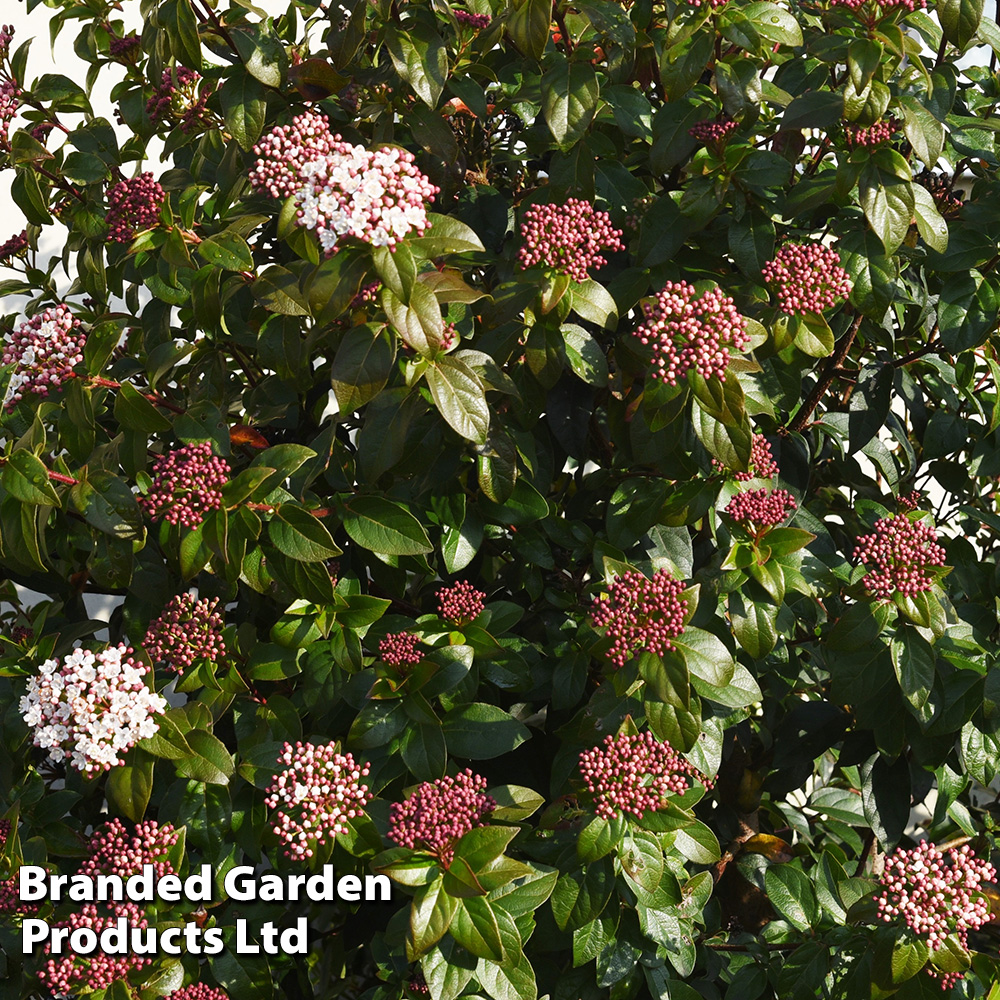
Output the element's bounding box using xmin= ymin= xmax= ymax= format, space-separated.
xmin=38 ymin=903 xmax=151 ymax=995
xmin=379 ymin=631 xmax=422 ymax=667
xmin=713 ymin=433 xmax=779 ymax=481
xmin=251 ymin=111 xmax=438 ymax=254
xmin=725 ymin=488 xmax=797 ymax=530
xmin=265 ymin=742 xmax=370 ymax=860
xmin=2 ymin=304 xmax=86 ymax=407
xmin=854 ymin=513 xmax=946 ymax=600
xmin=590 ymin=569 xmax=688 ymax=668
xmin=844 ymin=118 xmax=897 ymax=150
xmin=146 ymin=67 xmax=211 ymax=132
xmin=0 ymin=229 xmax=27 ymax=261
xmin=878 ymin=841 xmax=994 ymax=989
xmin=0 ymin=79 xmax=20 ymax=148
xmin=579 ymin=731 xmax=710 ymax=820
xmin=436 ymin=580 xmax=486 ymax=625
xmin=140 ymin=442 xmax=230 ymax=528
xmin=455 ymin=10 xmax=492 ymax=28
xmin=18 ymin=644 xmax=166 ymax=773
xmin=171 ymin=987 xmax=229 ymax=1000
xmin=388 ymin=770 xmax=495 ymax=865
xmin=517 ymin=198 xmax=624 ymax=282
xmin=831 ymin=0 xmax=925 ymax=10
xmin=105 ymin=172 xmax=165 ymax=243
xmin=762 ymin=243 xmax=852 ymax=316
xmin=143 ymin=593 xmax=227 ymax=674
xmin=80 ymin=818 xmax=179 ymax=880
xmin=634 ymin=281 xmax=749 ymax=385
xmin=689 ymin=119 xmax=738 ymax=145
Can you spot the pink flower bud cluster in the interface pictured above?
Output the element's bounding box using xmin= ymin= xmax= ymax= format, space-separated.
xmin=250 ymin=111 xmax=438 ymax=254
xmin=455 ymin=10 xmax=492 ymax=28
xmin=517 ymin=198 xmax=624 ymax=282
xmin=436 ymin=579 xmax=486 ymax=625
xmin=853 ymin=513 xmax=946 ymax=600
xmin=0 ymin=24 xmax=12 ymax=55
xmin=2 ymin=304 xmax=86 ymax=408
xmin=688 ymin=119 xmax=738 ymax=145
xmin=831 ymin=0 xmax=925 ymax=11
xmin=0 ymin=874 xmax=38 ymax=915
xmin=590 ymin=569 xmax=688 ymax=668
xmin=408 ymin=972 xmax=431 ymax=997
xmin=31 ymin=123 xmax=53 ymax=144
xmin=351 ymin=281 xmax=381 ymax=309
xmin=388 ymin=769 xmax=495 ymax=865
xmin=0 ymin=818 xmax=8 ymax=848
xmin=0 ymin=79 xmax=19 ymax=147
xmin=898 ymin=490 xmax=923 ymax=511
xmin=579 ymin=731 xmax=710 ymax=820
xmin=635 ymin=281 xmax=749 ymax=385
xmin=143 ymin=593 xmax=227 ymax=674
xmin=18 ymin=644 xmax=167 ymax=773
xmin=687 ymin=0 xmax=729 ymax=7
xmin=713 ymin=433 xmax=779 ymax=481
xmin=379 ymin=631 xmax=423 ymax=667
xmin=725 ymin=488 xmax=797 ymax=529
xmin=108 ymin=32 xmax=141 ymax=59
xmin=761 ymin=243 xmax=853 ymax=315
xmin=80 ymin=818 xmax=179 ymax=881
xmin=0 ymin=229 xmax=27 ymax=261
xmin=265 ymin=742 xmax=370 ymax=860
xmin=171 ymin=986 xmax=230 ymax=1000
xmin=10 ymin=624 xmax=33 ymax=643
xmin=38 ymin=902 xmax=150 ymax=995
xmin=440 ymin=321 xmax=457 ymax=352
xmin=844 ymin=118 xmax=897 ymax=149
xmin=877 ymin=841 xmax=994 ymax=960
xmin=140 ymin=443 xmax=230 ymax=528
xmin=105 ymin=173 xmax=165 ymax=243
xmin=146 ymin=68 xmax=210 ymax=132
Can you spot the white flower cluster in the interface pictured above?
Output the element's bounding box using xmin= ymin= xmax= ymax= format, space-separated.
xmin=295 ymin=145 xmax=438 ymax=253
xmin=19 ymin=645 xmax=167 ymax=773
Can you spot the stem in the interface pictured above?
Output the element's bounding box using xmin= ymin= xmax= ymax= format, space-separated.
xmin=87 ymin=376 xmax=185 ymax=414
xmin=189 ymin=0 xmax=239 ymax=54
xmin=33 ymin=164 xmax=86 ymax=203
xmin=552 ymin=1 xmax=574 ymax=55
xmin=701 ymin=940 xmax=801 ymax=952
xmin=0 ymin=456 xmax=78 ymax=486
xmin=784 ymin=313 xmax=864 ymax=435
xmin=854 ymin=830 xmax=876 ymax=877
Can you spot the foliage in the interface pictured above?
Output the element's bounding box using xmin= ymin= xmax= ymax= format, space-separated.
xmin=1 ymin=0 xmax=1000 ymax=997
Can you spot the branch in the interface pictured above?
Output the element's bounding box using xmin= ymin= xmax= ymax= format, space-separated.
xmin=890 ymin=338 xmax=944 ymax=368
xmin=0 ymin=456 xmax=78 ymax=486
xmin=701 ymin=940 xmax=801 ymax=952
xmin=783 ymin=313 xmax=864 ymax=435
xmin=854 ymin=830 xmax=876 ymax=877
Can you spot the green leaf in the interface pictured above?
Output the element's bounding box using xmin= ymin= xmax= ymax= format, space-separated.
xmin=506 ymin=0 xmax=550 ymax=60
xmin=561 ymin=323 xmax=609 ymax=385
xmin=105 ymin=752 xmax=154 ymax=822
xmin=176 ymin=730 xmax=235 ymax=785
xmin=408 ymin=876 xmax=458 ymax=959
xmin=939 ymin=0 xmax=984 ymax=49
xmin=218 ymin=70 xmax=267 ymax=150
xmin=383 ymin=283 xmax=445 ymax=355
xmin=198 ymin=233 xmax=255 ymax=272
xmin=450 ymin=896 xmax=504 ymax=960
xmin=442 ymin=703 xmax=530 ymax=759
xmin=114 ymin=382 xmax=172 ymax=433
xmin=674 ymin=821 xmax=721 ymax=864
xmin=542 ymin=62 xmax=600 ymax=149
xmin=826 ymin=601 xmax=890 ymax=651
xmin=252 ymin=266 xmax=311 ymax=315
xmin=268 ymin=505 xmax=341 ymax=562
xmin=330 ymin=326 xmax=394 ymax=415
xmin=890 ymin=626 xmax=936 ymax=720
xmin=859 ymin=164 xmax=915 ymax=255
xmin=743 ymin=1 xmax=803 ymax=45
xmin=71 ymin=472 xmax=144 ymax=540
xmin=570 ymin=280 xmax=619 ymax=330
xmin=672 ymin=627 xmax=735 ymax=688
xmin=3 ymin=452 xmax=61 ymax=506
xmin=426 ymin=356 xmax=490 ymax=445
xmin=764 ymin=865 xmax=819 ymax=932
xmin=341 ymin=495 xmax=433 ymax=555
xmin=401 ymin=723 xmax=447 ymax=782
xmin=385 ymin=22 xmax=448 ymax=108
xmin=409 ymin=213 xmax=487 ymax=257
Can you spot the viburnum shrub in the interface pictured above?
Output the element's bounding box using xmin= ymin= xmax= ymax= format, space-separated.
xmin=3 ymin=0 xmax=1000 ymax=996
